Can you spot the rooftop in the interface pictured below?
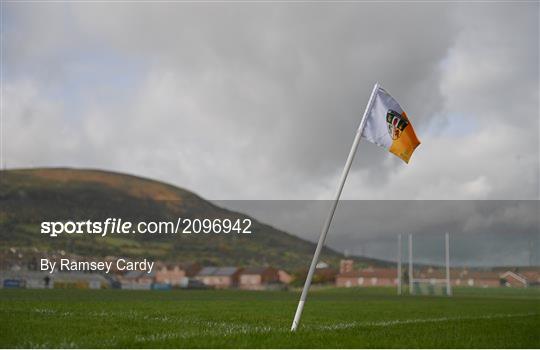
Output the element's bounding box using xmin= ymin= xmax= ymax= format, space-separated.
xmin=197 ymin=267 xmax=239 ymax=276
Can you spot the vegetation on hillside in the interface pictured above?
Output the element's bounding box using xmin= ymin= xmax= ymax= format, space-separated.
xmin=0 ymin=168 xmax=387 ymax=270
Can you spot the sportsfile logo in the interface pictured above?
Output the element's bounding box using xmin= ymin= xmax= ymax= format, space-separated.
xmin=41 ymin=217 xmax=253 ymax=237
xmin=41 ymin=218 xmax=135 ymax=237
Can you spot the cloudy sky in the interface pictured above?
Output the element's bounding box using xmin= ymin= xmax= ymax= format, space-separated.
xmin=3 ymin=2 xmax=539 ymax=265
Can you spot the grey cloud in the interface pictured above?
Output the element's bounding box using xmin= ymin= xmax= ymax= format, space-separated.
xmin=5 ymin=3 xmax=457 ymax=196
xmin=221 ymin=200 xmax=539 ymax=266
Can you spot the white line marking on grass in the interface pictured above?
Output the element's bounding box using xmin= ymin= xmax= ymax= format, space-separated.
xmin=31 ymin=308 xmax=72 ymax=317
xmin=124 ymin=321 xmax=277 ymax=345
xmin=312 ymin=312 xmax=539 ymax=331
xmin=32 ymin=308 xmax=55 ymax=314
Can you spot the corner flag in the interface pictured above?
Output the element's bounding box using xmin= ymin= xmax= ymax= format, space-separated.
xmin=361 ymin=86 xmax=421 ymax=163
xmin=291 ymin=83 xmax=420 ymax=332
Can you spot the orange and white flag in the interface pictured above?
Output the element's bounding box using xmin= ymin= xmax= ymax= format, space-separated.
xmin=361 ymin=85 xmax=420 ymax=163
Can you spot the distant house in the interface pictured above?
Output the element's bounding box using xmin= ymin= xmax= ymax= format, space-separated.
xmin=337 ymin=267 xmax=398 ymax=287
xmin=500 ymin=271 xmax=528 ymax=288
xmin=416 ymin=267 xmax=502 ymax=288
xmin=340 ymin=260 xmax=354 ymax=274
xmin=520 ymin=270 xmax=540 ymax=286
xmin=155 ymin=264 xmax=187 ymax=286
xmin=417 ymin=268 xmax=459 ymax=287
xmin=119 ymin=270 xmax=155 ymax=290
xmin=195 ymin=267 xmax=242 ymax=289
xmin=312 ymin=266 xmax=338 ymax=284
xmin=239 ymin=267 xmax=280 ymax=290
xmin=154 ymin=263 xmax=201 ymax=287
xmin=278 ymin=270 xmax=293 ymax=284
xmin=336 ymin=259 xmax=398 ymax=288
xmin=184 ymin=263 xmax=202 ymax=277
xmin=460 ymin=271 xmax=501 ymax=287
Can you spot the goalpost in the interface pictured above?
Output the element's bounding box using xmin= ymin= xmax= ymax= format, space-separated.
xmin=397 ymin=233 xmax=452 ymax=296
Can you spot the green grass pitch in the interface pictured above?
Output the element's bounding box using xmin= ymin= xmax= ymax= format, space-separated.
xmin=1 ymin=287 xmax=539 ymax=348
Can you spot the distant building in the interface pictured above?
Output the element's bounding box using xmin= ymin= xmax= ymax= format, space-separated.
xmin=154 ymin=263 xmax=201 ymax=287
xmin=340 ymin=260 xmax=354 ymax=274
xmin=119 ymin=270 xmax=155 ymax=290
xmin=0 ymin=270 xmax=109 ymax=289
xmin=239 ymin=267 xmax=280 ymax=290
xmin=155 ymin=264 xmax=187 ymax=286
xmin=417 ymin=268 xmax=460 ymax=287
xmin=417 ymin=267 xmax=501 ymax=288
xmin=336 ymin=267 xmax=398 ymax=287
xmin=308 ymin=267 xmax=338 ymax=284
xmin=278 ymin=270 xmax=293 ymax=284
xmin=500 ymin=271 xmax=528 ymax=288
xmin=520 ymin=270 xmax=540 ymax=286
xmin=1 ymin=271 xmax=44 ymax=289
xmin=336 ymin=260 xmax=397 ymax=288
xmin=184 ymin=263 xmax=202 ymax=277
xmin=195 ymin=267 xmax=242 ymax=289
xmin=456 ymin=271 xmax=501 ymax=288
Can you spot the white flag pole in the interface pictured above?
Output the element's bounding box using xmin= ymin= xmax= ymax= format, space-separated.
xmin=290 ymin=82 xmax=379 ymax=332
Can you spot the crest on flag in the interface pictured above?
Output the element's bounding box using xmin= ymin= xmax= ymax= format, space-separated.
xmin=386 ymin=109 xmax=409 ymax=140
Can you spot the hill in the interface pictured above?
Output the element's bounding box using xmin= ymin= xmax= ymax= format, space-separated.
xmin=0 ymin=168 xmax=386 ymax=271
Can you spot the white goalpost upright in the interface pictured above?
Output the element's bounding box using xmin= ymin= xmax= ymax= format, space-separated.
xmin=445 ymin=232 xmax=452 ymax=296
xmin=408 ymin=234 xmax=414 ymax=295
xmin=397 ymin=234 xmax=402 ymax=295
